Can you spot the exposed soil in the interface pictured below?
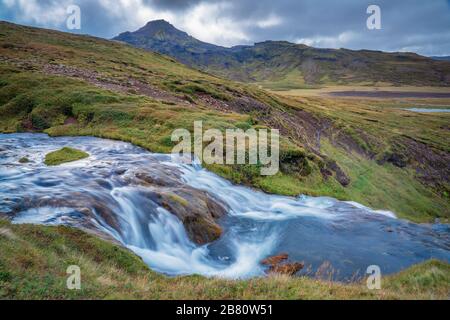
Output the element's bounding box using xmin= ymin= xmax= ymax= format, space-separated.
xmin=42 ymin=63 xmax=187 ymax=104
xmin=388 ymin=136 xmax=450 ymax=193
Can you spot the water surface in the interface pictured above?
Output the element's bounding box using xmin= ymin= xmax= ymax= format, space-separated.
xmin=405 ymin=108 xmax=450 ymax=113
xmin=1 ymin=133 xmax=448 ymax=280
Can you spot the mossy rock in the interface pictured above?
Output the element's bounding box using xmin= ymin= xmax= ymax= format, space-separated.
xmin=18 ymin=157 xmax=29 ymax=163
xmin=44 ymin=147 xmax=89 ymax=166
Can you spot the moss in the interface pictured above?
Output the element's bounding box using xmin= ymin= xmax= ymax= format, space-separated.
xmin=18 ymin=157 xmax=29 ymax=163
xmin=44 ymin=147 xmax=89 ymax=166
xmin=167 ymin=193 xmax=189 ymax=207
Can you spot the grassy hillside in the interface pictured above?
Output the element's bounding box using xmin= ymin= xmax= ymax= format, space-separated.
xmin=114 ymin=20 xmax=450 ymax=87
xmin=0 ymin=21 xmax=449 ymax=222
xmin=0 ymin=219 xmax=448 ymax=300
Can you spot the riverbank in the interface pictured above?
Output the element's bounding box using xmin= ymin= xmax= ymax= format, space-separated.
xmin=0 ymin=22 xmax=448 ymax=223
xmin=2 ymin=133 xmax=448 ymax=280
xmin=0 ymin=219 xmax=448 ymax=300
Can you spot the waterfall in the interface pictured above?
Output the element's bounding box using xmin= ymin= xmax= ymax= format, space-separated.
xmin=1 ymin=133 xmax=449 ymax=280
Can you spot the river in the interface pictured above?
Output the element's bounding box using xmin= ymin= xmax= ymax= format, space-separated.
xmin=0 ymin=133 xmax=448 ymax=280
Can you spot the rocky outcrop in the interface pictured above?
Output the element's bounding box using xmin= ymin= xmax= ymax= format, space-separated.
xmin=261 ymin=253 xmax=304 ymax=276
xmin=152 ymin=188 xmax=227 ymax=244
xmin=8 ymin=165 xmax=229 ymax=246
xmin=133 ymin=170 xmax=228 ymax=244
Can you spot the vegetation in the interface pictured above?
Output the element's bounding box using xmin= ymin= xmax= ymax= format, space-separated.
xmin=18 ymin=156 xmax=29 ymax=163
xmin=114 ymin=20 xmax=450 ymax=87
xmin=0 ymin=21 xmax=449 ymax=301
xmin=44 ymin=147 xmax=89 ymax=166
xmin=0 ymin=219 xmax=448 ymax=300
xmin=0 ymin=21 xmax=448 ymax=222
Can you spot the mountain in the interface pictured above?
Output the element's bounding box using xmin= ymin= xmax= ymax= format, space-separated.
xmin=1 ymin=20 xmax=449 ymax=222
xmin=114 ymin=19 xmax=223 ymax=56
xmin=0 ymin=21 xmax=449 ymax=300
xmin=114 ymin=20 xmax=450 ymax=88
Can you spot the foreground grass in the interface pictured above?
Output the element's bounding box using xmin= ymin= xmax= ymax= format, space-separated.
xmin=0 ymin=219 xmax=448 ymax=300
xmin=44 ymin=147 xmax=89 ymax=166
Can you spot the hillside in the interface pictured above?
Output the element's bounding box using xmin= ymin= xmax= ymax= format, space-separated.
xmin=0 ymin=20 xmax=449 ymax=224
xmin=114 ymin=20 xmax=450 ymax=88
xmin=0 ymin=20 xmax=450 ymax=300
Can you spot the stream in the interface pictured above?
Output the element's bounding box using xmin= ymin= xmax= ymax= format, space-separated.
xmin=0 ymin=133 xmax=449 ymax=281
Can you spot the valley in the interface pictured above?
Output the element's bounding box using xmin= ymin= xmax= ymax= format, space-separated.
xmin=0 ymin=20 xmax=449 ymax=300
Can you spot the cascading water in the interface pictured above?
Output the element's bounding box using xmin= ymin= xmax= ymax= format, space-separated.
xmin=1 ymin=133 xmax=449 ymax=280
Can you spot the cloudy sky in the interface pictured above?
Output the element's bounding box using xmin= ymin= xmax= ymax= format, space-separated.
xmin=1 ymin=0 xmax=450 ymax=56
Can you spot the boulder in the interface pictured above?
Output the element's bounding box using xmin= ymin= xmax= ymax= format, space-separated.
xmin=154 ymin=188 xmax=227 ymax=244
xmin=133 ymin=170 xmax=229 ymax=245
xmin=261 ymin=253 xmax=304 ymax=276
xmin=261 ymin=253 xmax=289 ymax=266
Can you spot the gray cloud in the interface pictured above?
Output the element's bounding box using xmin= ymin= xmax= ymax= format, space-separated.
xmin=1 ymin=0 xmax=449 ymax=56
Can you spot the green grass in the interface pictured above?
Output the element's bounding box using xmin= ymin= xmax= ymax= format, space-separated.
xmin=0 ymin=219 xmax=448 ymax=300
xmin=320 ymin=139 xmax=448 ymax=222
xmin=44 ymin=147 xmax=89 ymax=166
xmin=0 ymin=21 xmax=448 ymax=222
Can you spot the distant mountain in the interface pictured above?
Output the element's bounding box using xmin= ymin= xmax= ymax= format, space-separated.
xmin=114 ymin=20 xmax=450 ymax=87
xmin=430 ymin=56 xmax=450 ymax=62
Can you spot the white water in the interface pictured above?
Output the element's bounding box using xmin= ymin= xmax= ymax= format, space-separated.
xmin=1 ymin=134 xmax=449 ymax=280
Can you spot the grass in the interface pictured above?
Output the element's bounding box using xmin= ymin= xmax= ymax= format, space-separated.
xmin=0 ymin=219 xmax=448 ymax=300
xmin=0 ymin=21 xmax=448 ymax=224
xmin=44 ymin=147 xmax=89 ymax=166
xmin=269 ymin=93 xmax=450 ymax=221
xmin=320 ymin=140 xmax=448 ymax=222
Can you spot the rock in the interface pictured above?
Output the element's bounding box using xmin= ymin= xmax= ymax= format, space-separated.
xmin=133 ymin=169 xmax=228 ymax=245
xmin=325 ymin=160 xmax=350 ymax=187
xmin=12 ymin=195 xmax=122 ymax=234
xmin=261 ymin=253 xmax=289 ymax=266
xmin=155 ymin=188 xmax=228 ymax=244
xmin=12 ymin=167 xmax=229 ymax=247
xmin=379 ymin=152 xmax=408 ymax=168
xmin=261 ymin=253 xmax=304 ymax=276
xmin=135 ymin=171 xmax=179 ymax=187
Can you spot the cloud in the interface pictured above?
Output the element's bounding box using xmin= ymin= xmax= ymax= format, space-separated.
xmin=2 ymin=0 xmax=71 ymax=26
xmin=174 ymin=2 xmax=250 ymax=46
xmin=256 ymin=14 xmax=282 ymax=29
xmin=295 ymin=31 xmax=358 ymax=48
xmin=0 ymin=0 xmax=449 ymax=55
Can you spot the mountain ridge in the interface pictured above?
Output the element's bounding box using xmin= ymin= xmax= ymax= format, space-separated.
xmin=114 ymin=20 xmax=450 ymax=87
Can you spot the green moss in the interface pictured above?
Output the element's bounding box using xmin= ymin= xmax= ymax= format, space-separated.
xmin=18 ymin=157 xmax=29 ymax=163
xmin=44 ymin=147 xmax=89 ymax=166
xmin=167 ymin=193 xmax=189 ymax=207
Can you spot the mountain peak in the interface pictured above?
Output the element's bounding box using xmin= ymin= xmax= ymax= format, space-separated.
xmin=143 ymin=19 xmax=174 ymax=29
xmin=136 ymin=19 xmax=181 ymax=35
